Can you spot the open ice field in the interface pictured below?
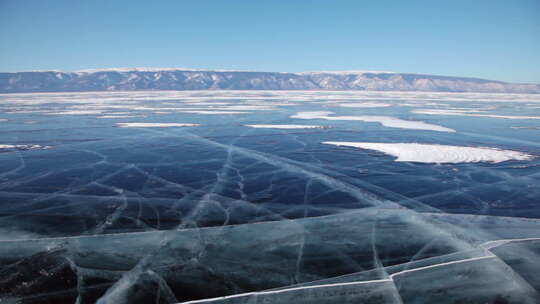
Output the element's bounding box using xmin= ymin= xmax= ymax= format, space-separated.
xmin=1 ymin=90 xmax=540 ymax=303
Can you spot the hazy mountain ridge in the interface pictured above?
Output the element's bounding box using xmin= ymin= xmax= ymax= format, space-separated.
xmin=1 ymin=69 xmax=539 ymax=93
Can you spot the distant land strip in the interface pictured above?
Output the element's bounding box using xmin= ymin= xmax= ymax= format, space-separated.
xmin=1 ymin=68 xmax=539 ymax=93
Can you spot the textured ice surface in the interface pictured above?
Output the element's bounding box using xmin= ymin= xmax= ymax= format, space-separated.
xmin=2 ymin=211 xmax=540 ymax=303
xmin=322 ymin=142 xmax=534 ymax=163
xmin=0 ymin=90 xmax=539 ymax=303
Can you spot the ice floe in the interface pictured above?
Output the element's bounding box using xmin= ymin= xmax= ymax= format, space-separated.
xmin=116 ymin=123 xmax=199 ymax=128
xmin=322 ymin=142 xmax=534 ymax=163
xmin=292 ymin=111 xmax=455 ymax=132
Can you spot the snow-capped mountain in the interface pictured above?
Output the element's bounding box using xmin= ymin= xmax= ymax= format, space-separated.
xmin=0 ymin=68 xmax=538 ymax=93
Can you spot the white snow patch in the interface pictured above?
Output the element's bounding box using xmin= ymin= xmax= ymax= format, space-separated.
xmin=175 ymin=102 xmax=231 ymax=105
xmin=2 ymin=91 xmax=539 ymax=106
xmin=322 ymin=142 xmax=534 ymax=164
xmin=0 ymin=144 xmax=51 ymax=151
xmin=176 ymin=110 xmax=247 ymax=115
xmin=299 ymin=70 xmax=395 ymax=75
xmin=290 ymin=111 xmax=335 ymax=119
xmin=510 ymin=126 xmax=540 ymax=130
xmin=413 ymin=109 xmax=540 ymax=120
xmin=116 ymin=123 xmax=199 ymax=128
xmin=245 ymin=124 xmax=326 ymax=129
xmin=74 ymin=67 xmax=251 ymax=74
xmin=337 ymin=102 xmax=392 ymax=108
xmin=291 ymin=111 xmax=455 ymax=132
xmin=46 ymin=110 xmax=104 ymax=115
xmin=98 ymin=115 xmax=145 ymax=119
xmin=216 ymin=105 xmax=275 ymax=111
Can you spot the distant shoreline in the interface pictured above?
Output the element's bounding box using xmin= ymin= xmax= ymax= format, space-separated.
xmin=1 ymin=69 xmax=539 ymax=94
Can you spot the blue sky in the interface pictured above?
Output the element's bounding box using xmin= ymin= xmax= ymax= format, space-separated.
xmin=1 ymin=0 xmax=539 ymax=83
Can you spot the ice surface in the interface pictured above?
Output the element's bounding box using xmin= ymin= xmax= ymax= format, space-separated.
xmin=2 ymin=210 xmax=540 ymax=303
xmin=0 ymin=90 xmax=539 ymax=303
xmin=180 ymin=280 xmax=402 ymax=304
xmin=322 ymin=142 xmax=534 ymax=163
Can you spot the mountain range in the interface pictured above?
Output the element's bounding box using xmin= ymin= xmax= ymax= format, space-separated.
xmin=1 ymin=68 xmax=539 ymax=94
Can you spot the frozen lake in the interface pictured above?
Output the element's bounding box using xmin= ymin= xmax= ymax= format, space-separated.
xmin=1 ymin=90 xmax=539 ymax=303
